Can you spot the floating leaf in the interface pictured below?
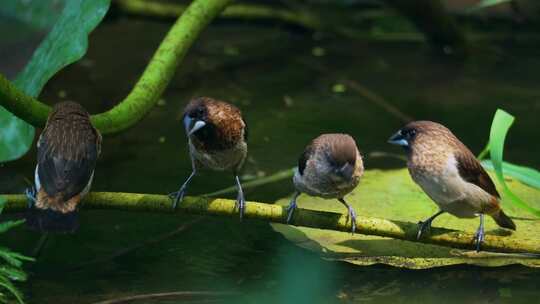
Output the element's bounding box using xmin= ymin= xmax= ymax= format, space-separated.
xmin=0 ymin=0 xmax=110 ymax=162
xmin=487 ymin=109 xmax=540 ymax=217
xmin=272 ymin=169 xmax=540 ymax=269
xmin=482 ymin=160 xmax=540 ymax=189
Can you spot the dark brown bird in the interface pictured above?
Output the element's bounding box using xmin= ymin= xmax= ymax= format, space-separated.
xmin=170 ymin=97 xmax=248 ymax=218
xmin=388 ymin=121 xmax=515 ymax=251
xmin=286 ymin=134 xmax=364 ymax=233
xmin=25 ymin=101 xmax=101 ymax=233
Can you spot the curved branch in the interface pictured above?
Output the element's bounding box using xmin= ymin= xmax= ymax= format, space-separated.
xmin=0 ymin=0 xmax=232 ymax=133
xmin=0 ymin=74 xmax=50 ymax=128
xmin=3 ymin=192 xmax=538 ymax=254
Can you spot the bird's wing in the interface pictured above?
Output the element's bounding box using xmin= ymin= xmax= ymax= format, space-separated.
xmin=455 ymin=150 xmax=500 ymax=198
xmin=298 ymin=144 xmax=314 ymax=175
xmin=37 ymin=125 xmax=99 ymax=201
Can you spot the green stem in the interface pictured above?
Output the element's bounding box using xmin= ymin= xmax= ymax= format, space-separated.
xmin=116 ymin=0 xmax=322 ymax=30
xmin=0 ymin=74 xmax=50 ymax=128
xmin=3 ymin=192 xmax=539 ymax=254
xmin=0 ymin=0 xmax=232 ymax=133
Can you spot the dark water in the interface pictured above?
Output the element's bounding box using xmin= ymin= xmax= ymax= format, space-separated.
xmin=1 ymin=15 xmax=540 ymax=304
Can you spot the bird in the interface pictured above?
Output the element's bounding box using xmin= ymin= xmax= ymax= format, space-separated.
xmin=388 ymin=121 xmax=516 ymax=251
xmin=170 ymin=97 xmax=248 ymax=218
xmin=25 ymin=101 xmax=101 ymax=233
xmin=286 ymin=133 xmax=364 ymax=233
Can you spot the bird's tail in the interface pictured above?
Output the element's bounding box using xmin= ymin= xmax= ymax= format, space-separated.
xmin=25 ymin=189 xmax=79 ymax=233
xmin=491 ymin=209 xmax=516 ymax=230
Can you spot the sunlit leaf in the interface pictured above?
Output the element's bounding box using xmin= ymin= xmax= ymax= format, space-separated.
xmin=488 ymin=109 xmax=540 ymax=217
xmin=272 ymin=169 xmax=540 ymax=269
xmin=0 ymin=266 xmax=27 ymax=282
xmin=0 ymin=0 xmax=110 ymax=162
xmin=482 ymin=160 xmax=540 ymax=189
xmin=0 ymin=220 xmax=24 ymax=235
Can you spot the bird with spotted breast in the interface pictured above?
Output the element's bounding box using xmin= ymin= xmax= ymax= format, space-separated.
xmin=25 ymin=101 xmax=101 ymax=233
xmin=170 ymin=97 xmax=248 ymax=218
xmin=388 ymin=121 xmax=516 ymax=251
xmin=286 ymin=133 xmax=364 ymax=233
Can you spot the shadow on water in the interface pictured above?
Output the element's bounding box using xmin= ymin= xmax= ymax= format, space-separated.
xmin=1 ymin=14 xmax=539 ymax=304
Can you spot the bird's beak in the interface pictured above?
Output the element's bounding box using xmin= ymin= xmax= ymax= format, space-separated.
xmin=388 ymin=130 xmax=408 ymax=147
xmin=183 ymin=116 xmax=207 ymax=136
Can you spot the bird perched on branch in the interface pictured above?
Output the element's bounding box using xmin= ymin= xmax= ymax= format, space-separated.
xmin=388 ymin=121 xmax=516 ymax=251
xmin=170 ymin=97 xmax=248 ymax=218
xmin=25 ymin=101 xmax=101 ymax=233
xmin=286 ymin=134 xmax=364 ymax=233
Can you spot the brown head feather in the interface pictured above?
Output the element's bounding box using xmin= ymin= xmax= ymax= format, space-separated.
xmin=299 ymin=134 xmax=359 ymax=175
xmin=184 ymin=97 xmax=246 ymax=150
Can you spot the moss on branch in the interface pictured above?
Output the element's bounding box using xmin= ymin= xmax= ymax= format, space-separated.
xmin=0 ymin=0 xmax=232 ymax=133
xmin=3 ymin=192 xmax=538 ymax=255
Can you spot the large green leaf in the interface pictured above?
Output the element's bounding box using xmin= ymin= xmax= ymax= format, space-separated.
xmin=0 ymin=0 xmax=110 ymax=162
xmin=272 ymin=169 xmax=540 ymax=269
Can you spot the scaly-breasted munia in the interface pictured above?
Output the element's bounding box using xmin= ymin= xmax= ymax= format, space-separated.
xmin=286 ymin=134 xmax=364 ymax=233
xmin=25 ymin=101 xmax=101 ymax=233
xmin=170 ymin=97 xmax=248 ymax=218
xmin=388 ymin=121 xmax=516 ymax=251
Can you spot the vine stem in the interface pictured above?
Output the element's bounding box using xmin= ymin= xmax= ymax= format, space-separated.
xmin=2 ymin=192 xmax=539 ymax=255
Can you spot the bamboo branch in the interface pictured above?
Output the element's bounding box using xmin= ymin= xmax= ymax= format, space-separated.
xmin=0 ymin=0 xmax=232 ymax=133
xmin=2 ymin=192 xmax=538 ymax=254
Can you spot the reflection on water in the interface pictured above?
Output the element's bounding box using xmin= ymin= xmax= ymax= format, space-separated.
xmin=1 ymin=15 xmax=539 ymax=304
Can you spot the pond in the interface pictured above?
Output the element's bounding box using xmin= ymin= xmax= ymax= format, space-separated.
xmin=1 ymin=13 xmax=539 ymax=304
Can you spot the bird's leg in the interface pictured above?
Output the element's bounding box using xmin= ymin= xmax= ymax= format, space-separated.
xmin=234 ymin=174 xmax=246 ymax=220
xmin=169 ymin=170 xmax=196 ymax=209
xmin=474 ymin=214 xmax=485 ymax=252
xmin=25 ymin=186 xmax=37 ymax=208
xmin=286 ymin=191 xmax=301 ymax=223
xmin=417 ymin=210 xmax=445 ymax=240
xmin=339 ymin=198 xmax=357 ymax=234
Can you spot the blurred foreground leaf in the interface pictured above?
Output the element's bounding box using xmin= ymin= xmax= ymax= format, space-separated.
xmin=272 ymin=169 xmax=540 ymax=269
xmin=0 ymin=197 xmax=34 ymax=304
xmin=0 ymin=0 xmax=110 ymax=162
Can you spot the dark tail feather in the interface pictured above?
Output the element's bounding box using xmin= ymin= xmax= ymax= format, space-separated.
xmin=25 ymin=208 xmax=79 ymax=233
xmin=492 ymin=210 xmax=516 ymax=230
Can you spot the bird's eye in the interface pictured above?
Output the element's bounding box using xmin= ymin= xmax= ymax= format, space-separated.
xmin=406 ymin=129 xmax=416 ymax=138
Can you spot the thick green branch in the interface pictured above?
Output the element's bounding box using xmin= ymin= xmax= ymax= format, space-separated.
xmin=0 ymin=74 xmax=50 ymax=127
xmin=3 ymin=192 xmax=538 ymax=255
xmin=0 ymin=0 xmax=232 ymax=133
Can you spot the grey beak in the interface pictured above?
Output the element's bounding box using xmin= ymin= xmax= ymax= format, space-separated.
xmin=183 ymin=116 xmax=207 ymax=136
xmin=388 ymin=130 xmax=408 ymax=146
